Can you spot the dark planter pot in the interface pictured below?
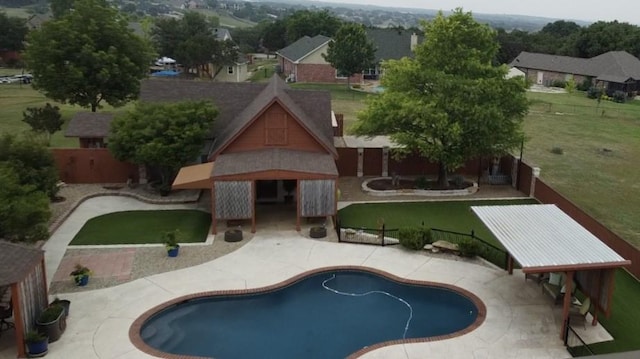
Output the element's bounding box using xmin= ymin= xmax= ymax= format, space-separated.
xmin=310 ymin=226 xmax=327 ymax=239
xmin=75 ymin=275 xmax=89 ymax=287
xmin=224 ymin=229 xmax=243 ymax=242
xmin=167 ymin=245 xmax=180 ymax=257
xmin=26 ymin=339 xmax=48 ymax=357
xmin=52 ymin=300 xmax=70 ymax=318
xmin=36 ymin=309 xmax=66 ymax=343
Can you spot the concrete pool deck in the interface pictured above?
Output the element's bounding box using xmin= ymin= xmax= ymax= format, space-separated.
xmin=0 ymin=195 xmax=613 ymax=359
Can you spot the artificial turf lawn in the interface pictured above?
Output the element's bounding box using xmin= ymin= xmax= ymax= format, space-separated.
xmin=337 ymin=199 xmax=539 ymax=247
xmin=70 ymin=210 xmax=211 ymax=245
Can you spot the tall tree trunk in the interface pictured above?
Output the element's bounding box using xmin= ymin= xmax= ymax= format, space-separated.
xmin=91 ymin=103 xmax=97 ymax=112
xmin=437 ymin=161 xmax=449 ymax=189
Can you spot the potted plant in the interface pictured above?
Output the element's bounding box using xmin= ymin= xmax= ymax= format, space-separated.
xmin=163 ymin=229 xmax=180 ymax=257
xmin=36 ymin=304 xmax=65 ymax=343
xmin=51 ymin=297 xmax=71 ymax=318
xmin=70 ymin=264 xmax=91 ymax=286
xmin=25 ymin=330 xmax=48 ymax=357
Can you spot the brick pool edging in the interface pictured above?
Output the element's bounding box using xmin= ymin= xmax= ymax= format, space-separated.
xmin=128 ymin=265 xmax=487 ymax=359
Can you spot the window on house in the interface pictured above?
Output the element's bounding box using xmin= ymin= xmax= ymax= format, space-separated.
xmin=265 ymin=112 xmax=288 ymax=145
xmin=228 ymin=66 xmax=234 ymax=74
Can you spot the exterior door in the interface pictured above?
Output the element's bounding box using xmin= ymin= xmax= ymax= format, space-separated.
xmin=537 ymin=71 xmax=544 ymax=85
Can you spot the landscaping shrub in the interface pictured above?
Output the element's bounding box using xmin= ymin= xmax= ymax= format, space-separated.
xmin=458 ymin=238 xmax=481 ymax=257
xmin=399 ymin=227 xmax=431 ymax=250
xmin=451 ymin=174 xmax=465 ymax=188
xmin=587 ymin=87 xmax=603 ymax=99
xmin=577 ymin=78 xmax=592 ymax=92
xmin=551 ymin=79 xmax=566 ymax=88
xmin=414 ymin=176 xmax=427 ymax=189
xmin=612 ymin=90 xmax=626 ymax=103
xmin=550 ymin=146 xmax=564 ymax=155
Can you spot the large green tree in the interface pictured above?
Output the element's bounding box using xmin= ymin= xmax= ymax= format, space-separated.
xmin=571 ymin=21 xmax=640 ymax=58
xmin=24 ymin=0 xmax=154 ymax=112
xmin=0 ymin=12 xmax=28 ymax=52
xmin=153 ymin=11 xmax=238 ymax=79
xmin=0 ymin=163 xmax=51 ymax=242
xmin=323 ymin=23 xmax=375 ymax=88
xmin=285 ymin=10 xmax=342 ymax=44
xmin=109 ymin=102 xmax=218 ymax=190
xmin=354 ymin=9 xmax=529 ymax=188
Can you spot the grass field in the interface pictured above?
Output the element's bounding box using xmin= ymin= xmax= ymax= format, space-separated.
xmin=70 ymin=210 xmax=211 ymax=245
xmin=524 ymin=92 xmax=640 ymax=248
xmin=338 ymin=199 xmax=539 ymax=246
xmin=193 ymin=8 xmax=256 ymax=28
xmin=0 ymin=6 xmax=31 ymax=18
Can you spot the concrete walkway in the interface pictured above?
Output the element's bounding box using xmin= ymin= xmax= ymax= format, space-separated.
xmin=20 ymin=234 xmax=580 ymax=359
xmin=0 ymin=193 xmax=613 ymax=359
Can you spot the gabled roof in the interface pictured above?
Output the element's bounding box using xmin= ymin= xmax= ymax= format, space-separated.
xmin=64 ymin=112 xmax=114 ymax=138
xmin=276 ymin=35 xmax=331 ymax=63
xmin=366 ymin=28 xmax=421 ymax=63
xmin=139 ymin=76 xmax=335 ymax=158
xmin=213 ymin=28 xmax=232 ymax=41
xmin=511 ymin=50 xmax=640 ymax=83
xmin=0 ymin=241 xmax=44 ymax=286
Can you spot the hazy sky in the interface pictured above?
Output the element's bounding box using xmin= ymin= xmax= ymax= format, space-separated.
xmin=316 ymin=0 xmax=639 ymax=23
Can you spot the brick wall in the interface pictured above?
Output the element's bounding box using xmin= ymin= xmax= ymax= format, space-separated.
xmin=296 ymin=64 xmax=362 ymax=83
xmin=52 ymin=148 xmax=139 ymax=184
xmin=522 ymin=68 xmax=590 ymax=87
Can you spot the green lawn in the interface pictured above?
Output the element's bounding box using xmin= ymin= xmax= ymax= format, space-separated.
xmin=192 ymin=8 xmax=256 ymax=28
xmin=524 ymin=92 xmax=640 ymax=248
xmin=70 ymin=210 xmax=211 ymax=245
xmin=0 ymin=81 xmax=134 ymax=147
xmin=338 ymin=199 xmax=539 ymax=246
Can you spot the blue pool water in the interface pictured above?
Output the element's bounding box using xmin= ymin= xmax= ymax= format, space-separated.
xmin=140 ymin=269 xmax=479 ymax=359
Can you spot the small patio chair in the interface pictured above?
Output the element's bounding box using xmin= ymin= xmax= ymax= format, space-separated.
xmin=569 ymin=297 xmax=591 ymax=329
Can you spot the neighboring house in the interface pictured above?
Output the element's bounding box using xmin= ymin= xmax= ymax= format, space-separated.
xmin=276 ymin=35 xmax=362 ymax=83
xmin=506 ymin=67 xmax=526 ymax=79
xmin=511 ymin=51 xmax=640 ymax=96
xmin=209 ymin=28 xmax=249 ymax=82
xmin=64 ymin=112 xmax=114 ymax=148
xmin=141 ymin=76 xmax=338 ymax=233
xmin=276 ymin=30 xmax=420 ymax=83
xmin=364 ymin=28 xmax=420 ymax=80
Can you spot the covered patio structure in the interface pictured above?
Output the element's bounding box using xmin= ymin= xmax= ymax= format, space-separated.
xmin=471 ymin=204 xmax=631 ymax=340
xmin=0 ymin=242 xmax=49 ymax=358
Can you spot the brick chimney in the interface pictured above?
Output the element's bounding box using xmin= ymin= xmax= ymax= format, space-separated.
xmin=410 ymin=33 xmax=418 ymax=51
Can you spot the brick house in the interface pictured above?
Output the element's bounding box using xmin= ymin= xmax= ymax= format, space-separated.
xmin=276 ymin=35 xmax=362 ymax=83
xmin=511 ymin=51 xmax=640 ymax=96
xmin=141 ymin=76 xmax=338 ymax=233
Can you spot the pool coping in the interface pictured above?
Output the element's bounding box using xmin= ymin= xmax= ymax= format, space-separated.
xmin=129 ymin=265 xmax=487 ymax=359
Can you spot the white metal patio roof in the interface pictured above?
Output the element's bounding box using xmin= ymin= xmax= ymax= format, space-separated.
xmin=471 ymin=204 xmax=630 ymax=272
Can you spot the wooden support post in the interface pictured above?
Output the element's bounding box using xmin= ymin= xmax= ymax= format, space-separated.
xmin=296 ymin=179 xmax=301 ymax=231
xmin=11 ymin=282 xmax=26 ymax=358
xmin=210 ymin=183 xmax=217 ymax=234
xmin=560 ymin=271 xmax=575 ymax=340
xmin=507 ymin=255 xmax=514 ymax=275
xmin=251 ymin=180 xmax=256 ymax=233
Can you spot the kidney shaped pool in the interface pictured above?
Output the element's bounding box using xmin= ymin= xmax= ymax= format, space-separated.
xmin=131 ymin=267 xmax=485 ymax=359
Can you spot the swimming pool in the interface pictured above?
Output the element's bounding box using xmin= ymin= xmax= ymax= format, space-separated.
xmin=131 ymin=267 xmax=485 ymax=359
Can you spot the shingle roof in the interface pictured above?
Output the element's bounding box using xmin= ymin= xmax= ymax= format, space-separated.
xmin=276 ymin=35 xmax=332 ymax=62
xmin=590 ymin=51 xmax=640 ymax=82
xmin=212 ymin=148 xmax=338 ymax=177
xmin=511 ymin=52 xmax=593 ymax=75
xmin=139 ymin=76 xmax=335 ymax=159
xmin=511 ymin=51 xmax=640 ymax=83
xmin=64 ymin=112 xmax=114 ymax=138
xmin=366 ymin=28 xmax=421 ymax=63
xmin=0 ymin=241 xmax=44 ymax=286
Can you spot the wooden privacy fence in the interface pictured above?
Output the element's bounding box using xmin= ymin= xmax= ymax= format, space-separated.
xmin=51 ymin=148 xmax=138 ymax=184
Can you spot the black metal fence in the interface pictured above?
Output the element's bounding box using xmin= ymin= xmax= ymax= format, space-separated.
xmin=335 ymin=220 xmax=399 ymax=246
xmin=430 ymin=229 xmax=509 ymax=270
xmin=564 ymin=318 xmax=595 ymax=356
xmin=335 ymin=220 xmax=508 ymax=269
